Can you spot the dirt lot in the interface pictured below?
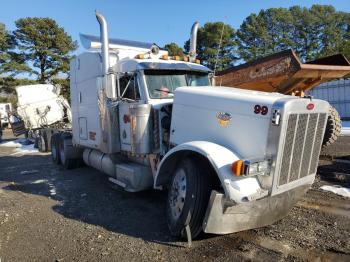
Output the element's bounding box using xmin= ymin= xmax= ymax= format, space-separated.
xmin=0 ymin=129 xmax=349 ymax=262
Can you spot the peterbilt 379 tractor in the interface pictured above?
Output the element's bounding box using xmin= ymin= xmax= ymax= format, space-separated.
xmin=51 ymin=12 xmax=329 ymax=239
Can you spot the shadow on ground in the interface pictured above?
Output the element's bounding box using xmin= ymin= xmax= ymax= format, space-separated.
xmin=0 ymin=153 xmax=182 ymax=246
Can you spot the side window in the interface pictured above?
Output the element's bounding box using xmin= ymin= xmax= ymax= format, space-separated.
xmin=119 ymin=74 xmax=140 ymax=101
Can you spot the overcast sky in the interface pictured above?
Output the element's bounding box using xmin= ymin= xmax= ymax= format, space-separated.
xmin=1 ymin=0 xmax=349 ymax=54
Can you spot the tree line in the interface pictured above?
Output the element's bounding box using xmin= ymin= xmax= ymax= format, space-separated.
xmin=0 ymin=4 xmax=349 ymax=103
xmin=0 ymin=17 xmax=77 ymax=102
xmin=166 ymin=5 xmax=350 ymax=71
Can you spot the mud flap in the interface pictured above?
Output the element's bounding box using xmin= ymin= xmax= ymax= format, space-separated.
xmin=10 ymin=120 xmax=26 ymax=137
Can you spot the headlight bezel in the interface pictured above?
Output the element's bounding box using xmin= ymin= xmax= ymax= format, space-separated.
xmin=244 ymin=159 xmax=271 ymax=176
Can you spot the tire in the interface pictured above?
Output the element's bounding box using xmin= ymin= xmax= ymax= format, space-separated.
xmin=322 ymin=106 xmax=342 ymax=148
xmin=51 ymin=133 xmax=61 ymax=165
xmin=166 ymin=157 xmax=211 ymax=239
xmin=46 ymin=130 xmax=53 ymax=152
xmin=59 ymin=132 xmax=77 ymax=169
xmin=34 ymin=136 xmax=39 ymax=148
xmin=38 ymin=130 xmax=49 ymax=152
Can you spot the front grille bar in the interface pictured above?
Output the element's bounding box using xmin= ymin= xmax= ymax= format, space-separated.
xmin=278 ymin=113 xmax=326 ymax=186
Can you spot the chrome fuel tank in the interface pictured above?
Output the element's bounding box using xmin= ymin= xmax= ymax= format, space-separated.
xmin=119 ymin=103 xmax=152 ymax=154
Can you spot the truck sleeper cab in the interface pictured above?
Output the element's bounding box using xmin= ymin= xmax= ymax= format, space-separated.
xmin=52 ymin=12 xmax=329 ymax=239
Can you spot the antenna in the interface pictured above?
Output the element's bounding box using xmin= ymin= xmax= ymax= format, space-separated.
xmin=213 ymin=20 xmax=226 ymax=76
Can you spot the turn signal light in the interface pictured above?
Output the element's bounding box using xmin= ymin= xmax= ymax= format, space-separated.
xmin=232 ymin=160 xmax=245 ymax=176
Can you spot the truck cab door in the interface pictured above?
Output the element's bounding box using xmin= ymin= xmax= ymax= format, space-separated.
xmin=118 ymin=73 xmax=142 ymax=152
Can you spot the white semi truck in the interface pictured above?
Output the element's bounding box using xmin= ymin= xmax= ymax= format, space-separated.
xmin=51 ymin=12 xmax=329 ymax=239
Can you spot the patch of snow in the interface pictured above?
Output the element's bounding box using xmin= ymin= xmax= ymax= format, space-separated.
xmin=10 ymin=144 xmax=38 ymax=155
xmin=320 ymin=185 xmax=350 ymax=198
xmin=20 ymin=170 xmax=39 ymax=175
xmin=47 ymin=181 xmax=57 ymax=196
xmin=31 ymin=179 xmax=48 ymax=184
xmin=1 ymin=140 xmax=22 ymax=147
xmin=1 ymin=138 xmax=38 ymax=155
xmin=49 ymin=188 xmax=57 ymax=196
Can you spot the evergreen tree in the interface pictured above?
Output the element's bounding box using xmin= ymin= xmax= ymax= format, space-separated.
xmin=13 ymin=17 xmax=77 ymax=83
xmin=184 ymin=22 xmax=237 ymax=71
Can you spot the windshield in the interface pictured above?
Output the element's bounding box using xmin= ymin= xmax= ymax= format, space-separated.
xmin=144 ymin=70 xmax=210 ymax=99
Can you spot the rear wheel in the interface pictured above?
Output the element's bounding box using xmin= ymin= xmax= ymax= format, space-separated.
xmin=38 ymin=131 xmax=48 ymax=152
xmin=34 ymin=136 xmax=39 ymax=148
xmin=59 ymin=133 xmax=77 ymax=169
xmin=166 ymin=157 xmax=211 ymax=239
xmin=51 ymin=133 xmax=61 ymax=164
xmin=322 ymin=106 xmax=342 ymax=148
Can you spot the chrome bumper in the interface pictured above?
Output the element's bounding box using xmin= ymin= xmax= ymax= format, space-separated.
xmin=202 ymin=185 xmax=310 ymax=234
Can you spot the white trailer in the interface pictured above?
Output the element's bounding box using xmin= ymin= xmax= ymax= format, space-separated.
xmin=14 ymin=84 xmax=71 ymax=151
xmin=51 ymin=12 xmax=329 ymax=239
xmin=0 ymin=103 xmax=14 ymax=128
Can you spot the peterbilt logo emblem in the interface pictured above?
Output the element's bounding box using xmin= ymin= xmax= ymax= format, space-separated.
xmin=216 ymin=112 xmax=232 ymax=127
xmin=306 ymin=103 xmax=314 ymax=110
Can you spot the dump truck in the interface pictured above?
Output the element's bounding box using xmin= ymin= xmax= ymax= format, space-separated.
xmin=13 ymin=84 xmax=71 ymax=151
xmin=51 ymin=12 xmax=329 ymax=239
xmin=216 ymin=50 xmax=350 ymax=149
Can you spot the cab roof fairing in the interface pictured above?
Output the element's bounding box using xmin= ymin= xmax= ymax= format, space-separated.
xmin=113 ymin=59 xmax=212 ymax=74
xmin=80 ymin=33 xmax=168 ymax=61
xmin=80 ymin=33 xmax=166 ymax=52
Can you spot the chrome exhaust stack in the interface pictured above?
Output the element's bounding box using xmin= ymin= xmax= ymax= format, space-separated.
xmin=189 ymin=22 xmax=199 ymax=62
xmin=95 ymin=11 xmax=109 ymax=75
xmin=95 ymin=11 xmax=117 ymax=99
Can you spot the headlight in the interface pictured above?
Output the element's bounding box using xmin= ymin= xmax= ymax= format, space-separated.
xmin=231 ymin=159 xmax=271 ymax=176
xmin=248 ymin=162 xmax=259 ymax=174
xmin=258 ymin=160 xmax=270 ymax=172
xmin=246 ymin=160 xmax=271 ymax=176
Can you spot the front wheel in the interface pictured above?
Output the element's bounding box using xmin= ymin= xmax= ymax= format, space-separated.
xmin=166 ymin=157 xmax=211 ymax=239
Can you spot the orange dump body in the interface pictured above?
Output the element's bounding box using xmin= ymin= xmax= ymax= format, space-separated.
xmin=216 ymin=49 xmax=350 ymax=95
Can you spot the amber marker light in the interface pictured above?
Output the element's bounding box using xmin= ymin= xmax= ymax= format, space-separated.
xmin=135 ymin=54 xmax=145 ymax=59
xmin=160 ymin=54 xmax=169 ymax=60
xmin=232 ymin=160 xmax=244 ymax=176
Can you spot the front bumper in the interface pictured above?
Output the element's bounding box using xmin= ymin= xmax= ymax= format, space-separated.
xmin=202 ymin=184 xmax=310 ymax=234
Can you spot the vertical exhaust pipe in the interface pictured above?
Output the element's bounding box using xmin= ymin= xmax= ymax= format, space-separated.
xmin=95 ymin=11 xmax=110 ymax=75
xmin=189 ymin=22 xmax=199 ymax=62
xmin=95 ymin=11 xmax=117 ymax=99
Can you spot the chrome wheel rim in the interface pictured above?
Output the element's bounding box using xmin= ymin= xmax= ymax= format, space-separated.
xmin=169 ymin=168 xmax=187 ymax=220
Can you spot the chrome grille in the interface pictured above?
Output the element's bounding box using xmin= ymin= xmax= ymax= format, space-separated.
xmin=278 ymin=113 xmax=327 ymax=186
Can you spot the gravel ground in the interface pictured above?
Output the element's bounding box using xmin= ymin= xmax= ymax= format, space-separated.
xmin=0 ymin=129 xmax=349 ymax=261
